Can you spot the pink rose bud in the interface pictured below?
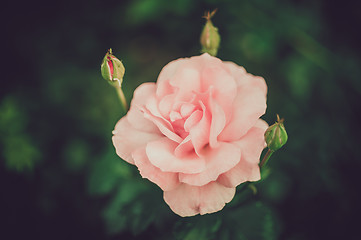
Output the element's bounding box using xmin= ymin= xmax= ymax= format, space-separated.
xmin=264 ymin=115 xmax=288 ymax=151
xmin=101 ymin=48 xmax=125 ymax=87
xmin=200 ymin=10 xmax=221 ymax=56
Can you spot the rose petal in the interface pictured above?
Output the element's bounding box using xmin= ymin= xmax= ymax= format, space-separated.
xmin=156 ymin=58 xmax=185 ymax=97
xmin=171 ymin=118 xmax=188 ymax=139
xmin=201 ymin=64 xmax=237 ymax=116
xmin=170 ymin=67 xmax=201 ymax=94
xmin=219 ymin=83 xmax=267 ymax=142
xmin=127 ymin=83 xmax=160 ymax=133
xmin=112 ymin=117 xmax=162 ymax=164
xmin=180 ymin=103 xmax=196 ymax=118
xmin=223 ymin=61 xmax=247 ymax=78
xmin=131 ymin=82 xmax=157 ymax=106
xmin=127 ymin=107 xmax=160 ymax=134
xmin=218 ymin=62 xmax=267 ymax=142
xmin=146 ymin=95 xmax=168 ymax=120
xmin=188 ymin=101 xmax=211 ymax=155
xmin=217 ymin=119 xmax=268 ymax=188
xmin=179 ymin=142 xmax=241 ymax=186
xmin=208 ymin=96 xmax=226 ymax=148
xmin=224 ymin=61 xmax=267 ymax=95
xmin=146 ymin=137 xmax=206 ymax=174
xmin=142 ymin=107 xmax=183 ymax=143
xmin=197 ymin=53 xmax=224 ymax=68
xmin=253 ymin=118 xmax=269 ymax=131
xmin=133 ymin=148 xmax=179 ymax=191
xmin=184 ymin=110 xmax=202 ymax=132
xmin=217 ymin=158 xmax=261 ymax=188
xmin=170 ymin=111 xmax=182 ymax=122
xmin=233 ymin=119 xmax=268 ymax=164
xmin=158 ymin=93 xmax=176 ymax=118
xmin=163 ymin=182 xmax=235 ymax=217
xmin=174 ymin=135 xmax=194 ymax=158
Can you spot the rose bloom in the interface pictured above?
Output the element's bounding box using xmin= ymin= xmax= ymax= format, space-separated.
xmin=112 ymin=53 xmax=268 ymax=217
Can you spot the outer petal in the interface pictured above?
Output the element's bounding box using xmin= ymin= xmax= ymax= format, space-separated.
xmin=132 ymin=148 xmax=179 ymax=191
xmin=178 ymin=142 xmax=241 ymax=186
xmin=219 ymin=81 xmax=267 ymax=142
xmin=112 ymin=117 xmax=162 ymax=164
xmin=127 ymin=82 xmax=160 ymax=133
xmin=170 ymin=67 xmax=201 ymax=95
xmin=223 ymin=61 xmax=247 ymax=78
xmin=234 ymin=119 xmax=268 ymax=164
xmin=223 ymin=61 xmax=267 ymax=95
xmin=217 ymin=119 xmax=268 ymax=188
xmin=146 ymin=137 xmax=206 ymax=174
xmin=201 ymin=63 xmax=237 ymax=119
xmin=156 ymin=58 xmax=186 ymax=97
xmin=217 ymin=158 xmax=261 ymax=188
xmin=163 ymin=182 xmax=235 ymax=217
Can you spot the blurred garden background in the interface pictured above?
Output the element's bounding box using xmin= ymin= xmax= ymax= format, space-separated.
xmin=1 ymin=0 xmax=361 ymax=239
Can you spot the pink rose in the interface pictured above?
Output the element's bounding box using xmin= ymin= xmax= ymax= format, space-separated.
xmin=112 ymin=53 xmax=268 ymax=217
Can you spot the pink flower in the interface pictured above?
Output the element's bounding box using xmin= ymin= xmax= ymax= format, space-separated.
xmin=112 ymin=53 xmax=268 ymax=217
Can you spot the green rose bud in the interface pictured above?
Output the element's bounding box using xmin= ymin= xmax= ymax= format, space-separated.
xmin=101 ymin=48 xmax=125 ymax=87
xmin=264 ymin=115 xmax=288 ymax=151
xmin=200 ymin=10 xmax=221 ymax=56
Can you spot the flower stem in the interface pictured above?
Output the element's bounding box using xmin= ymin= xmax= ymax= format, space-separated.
xmin=260 ymin=149 xmax=274 ymax=168
xmin=115 ymin=86 xmax=128 ymax=112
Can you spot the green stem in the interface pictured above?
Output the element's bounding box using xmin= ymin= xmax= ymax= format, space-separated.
xmin=115 ymin=86 xmax=128 ymax=112
xmin=259 ymin=149 xmax=274 ymax=168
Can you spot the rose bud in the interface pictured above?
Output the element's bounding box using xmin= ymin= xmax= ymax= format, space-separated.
xmin=264 ymin=114 xmax=288 ymax=151
xmin=101 ymin=48 xmax=125 ymax=87
xmin=200 ymin=10 xmax=221 ymax=56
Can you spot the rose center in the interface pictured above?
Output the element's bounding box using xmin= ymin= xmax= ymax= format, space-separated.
xmin=168 ymin=102 xmax=202 ymax=140
xmin=169 ymin=110 xmax=188 ymax=139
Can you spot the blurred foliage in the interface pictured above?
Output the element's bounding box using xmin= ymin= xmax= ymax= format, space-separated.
xmin=0 ymin=97 xmax=41 ymax=172
xmin=1 ymin=0 xmax=361 ymax=239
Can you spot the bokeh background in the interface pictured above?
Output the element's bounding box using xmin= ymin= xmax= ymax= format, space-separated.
xmin=1 ymin=0 xmax=360 ymax=239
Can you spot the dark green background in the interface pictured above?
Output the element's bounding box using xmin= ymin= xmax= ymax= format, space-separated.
xmin=1 ymin=0 xmax=360 ymax=239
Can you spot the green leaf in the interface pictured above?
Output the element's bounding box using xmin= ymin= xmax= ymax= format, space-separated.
xmin=63 ymin=139 xmax=89 ymax=172
xmin=102 ymin=180 xmax=148 ymax=234
xmin=0 ymin=96 xmax=26 ymax=135
xmin=87 ymin=148 xmax=132 ymax=195
xmin=0 ymin=97 xmax=41 ymax=173
xmin=222 ymin=201 xmax=281 ymax=240
xmin=173 ymin=214 xmax=222 ymax=240
xmin=3 ymin=135 xmax=41 ymax=172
